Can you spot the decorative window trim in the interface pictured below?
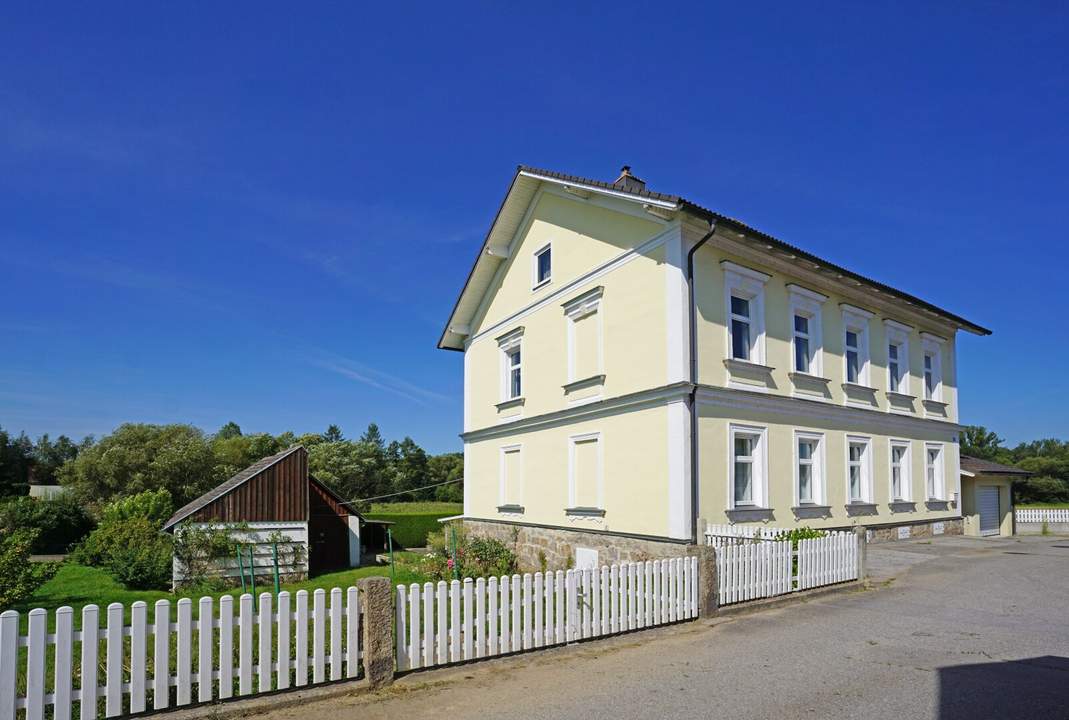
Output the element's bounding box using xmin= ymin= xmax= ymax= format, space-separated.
xmin=922 ymin=336 xmax=943 ymax=403
xmin=925 ymin=442 xmax=945 ymax=501
xmin=532 ymin=242 xmax=552 ymax=290
xmin=889 ymin=439 xmax=912 ymax=502
xmin=728 ymin=423 xmax=769 ymax=509
xmin=498 ymin=329 xmax=524 ymax=402
xmin=723 ymin=262 xmax=769 ymax=365
xmin=884 ymin=320 xmax=911 ymax=397
xmin=793 ymin=430 xmax=826 ymax=506
xmin=498 ymin=444 xmax=523 ymax=510
xmin=562 ymin=286 xmax=604 ymax=385
xmin=789 ymin=285 xmax=826 ymax=377
xmin=841 ymin=306 xmax=872 ymax=388
xmin=845 ymin=434 xmax=874 ymax=504
xmin=567 ymin=432 xmax=604 ymax=512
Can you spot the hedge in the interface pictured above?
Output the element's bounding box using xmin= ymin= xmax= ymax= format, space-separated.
xmin=365 ymin=503 xmax=462 ymax=548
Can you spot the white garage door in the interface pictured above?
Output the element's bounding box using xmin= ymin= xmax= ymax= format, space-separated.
xmin=978 ymin=486 xmax=1001 ymax=536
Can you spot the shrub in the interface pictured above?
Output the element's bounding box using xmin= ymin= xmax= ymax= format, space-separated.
xmin=103 ymin=518 xmax=174 ymax=589
xmin=0 ymin=495 xmax=95 ymax=554
xmin=417 ymin=525 xmax=517 ymax=581
xmin=99 ymin=488 xmax=174 ymax=528
xmin=0 ymin=529 xmax=58 ymax=609
xmin=773 ymin=526 xmax=828 ymax=547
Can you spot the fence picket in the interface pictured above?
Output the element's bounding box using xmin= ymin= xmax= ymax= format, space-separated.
xmin=238 ymin=594 xmax=253 ymax=695
xmin=406 ymin=584 xmax=420 ymax=671
xmin=258 ymin=594 xmax=273 ymax=693
xmin=450 ymin=580 xmax=461 ymax=662
xmin=26 ymin=609 xmax=45 ymax=720
xmin=345 ymin=587 xmax=358 ymax=679
xmin=422 ymin=583 xmax=434 ymax=668
xmin=277 ymin=592 xmax=291 ymax=690
xmin=329 ymin=588 xmax=343 ymax=681
xmin=532 ymin=574 xmax=543 ymax=649
xmin=394 ymin=587 xmax=406 ymax=672
xmin=542 ymin=573 xmax=553 ymax=646
xmin=463 ymin=578 xmax=474 ymax=660
xmin=312 ymin=590 xmax=326 ymax=683
xmin=486 ymin=578 xmax=498 ymax=657
xmin=511 ymin=575 xmax=521 ymax=650
xmin=54 ymin=607 xmax=74 ymax=720
xmin=476 ymin=577 xmax=487 ymax=657
xmin=498 ymin=576 xmax=509 ymax=654
xmin=295 ymin=591 xmax=309 ymax=685
xmin=0 ymin=612 xmax=15 ymax=720
xmin=599 ymin=567 xmax=610 ymax=635
xmin=522 ymin=574 xmax=532 ymax=650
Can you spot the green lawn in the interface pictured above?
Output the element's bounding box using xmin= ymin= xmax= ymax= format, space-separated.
xmin=1016 ymin=503 xmax=1069 ymax=509
xmin=366 ymin=501 xmax=462 ymax=548
xmin=13 ymin=561 xmax=429 ymax=630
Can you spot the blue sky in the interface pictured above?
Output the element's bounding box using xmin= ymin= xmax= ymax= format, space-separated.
xmin=1 ymin=3 xmax=1066 ymax=452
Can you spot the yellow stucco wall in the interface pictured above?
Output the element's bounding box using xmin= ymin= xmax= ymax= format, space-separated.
xmin=697 ymin=401 xmax=962 ymax=529
xmin=464 ymin=189 xmax=671 ymax=431
xmin=463 ymin=403 xmax=671 ymax=537
xmin=689 ymin=227 xmax=959 ymax=423
xmin=961 ymin=476 xmax=1014 ymax=536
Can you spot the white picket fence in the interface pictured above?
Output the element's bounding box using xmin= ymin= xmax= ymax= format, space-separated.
xmin=1016 ymin=508 xmax=1069 ymax=523
xmin=0 ymin=588 xmax=362 ymax=720
xmin=707 ymin=524 xmax=859 ymax=605
xmin=396 ymin=558 xmax=697 ymax=671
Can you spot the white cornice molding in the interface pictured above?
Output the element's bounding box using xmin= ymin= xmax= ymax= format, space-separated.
xmin=519 ymin=170 xmax=680 ymax=210
xmin=720 ymin=260 xmax=771 ymax=284
xmin=462 ymin=382 xmax=693 ymax=442
xmin=921 ymin=331 xmax=947 ymax=344
xmin=840 ymin=303 xmax=875 ymax=320
xmin=787 ymin=283 xmax=829 ymax=303
xmin=695 ymin=384 xmax=962 ymax=435
xmin=883 ymin=318 xmax=914 ymax=333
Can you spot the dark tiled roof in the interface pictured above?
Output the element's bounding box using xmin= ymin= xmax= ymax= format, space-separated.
xmin=516 ymin=165 xmax=992 ymax=336
xmin=162 ymin=446 xmax=305 ymax=531
xmin=961 ymin=455 xmax=1032 ymax=476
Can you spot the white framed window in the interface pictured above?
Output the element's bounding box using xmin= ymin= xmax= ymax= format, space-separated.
xmin=562 ymin=287 xmax=603 ymax=383
xmin=722 ymin=262 xmax=769 ymax=364
xmin=497 ymin=329 xmax=523 ymax=401
xmin=841 ymin=305 xmax=873 ymax=386
xmin=889 ymin=440 xmax=911 ymax=502
xmin=794 ymin=431 xmax=825 ymax=506
xmin=788 ymin=285 xmax=827 ymax=376
xmin=498 ymin=444 xmax=523 ymax=509
xmin=729 ymin=424 xmax=768 ymax=508
xmin=845 ymin=435 xmax=873 ymax=504
xmin=568 ymin=432 xmax=603 ymax=511
xmin=884 ymin=320 xmax=911 ymax=395
xmin=925 ymin=443 xmax=945 ymax=500
xmin=922 ymin=334 xmax=944 ymax=401
xmin=532 ymin=243 xmax=552 ymax=289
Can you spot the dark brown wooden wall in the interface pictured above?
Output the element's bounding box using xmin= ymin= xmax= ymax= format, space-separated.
xmin=189 ymin=450 xmax=309 ymax=522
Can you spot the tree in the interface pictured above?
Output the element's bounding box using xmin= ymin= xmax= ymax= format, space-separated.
xmin=959 ymin=426 xmax=1005 ymax=461
xmin=0 ymin=427 xmax=33 ymax=496
xmin=360 ymin=423 xmax=384 ymax=449
xmin=59 ymin=424 xmax=218 ymax=506
xmin=323 ymin=425 xmax=344 ymax=443
xmin=307 ymin=440 xmax=386 ymax=513
xmin=388 ymin=437 xmax=430 ymax=499
xmin=428 ymin=452 xmax=463 ymax=502
xmin=31 ymin=433 xmax=82 ymax=485
xmin=0 ymin=529 xmax=57 ymax=608
xmin=215 ymin=421 xmax=243 ymax=440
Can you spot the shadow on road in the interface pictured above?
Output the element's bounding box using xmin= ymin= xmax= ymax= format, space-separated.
xmin=938 ymin=656 xmax=1069 ymax=719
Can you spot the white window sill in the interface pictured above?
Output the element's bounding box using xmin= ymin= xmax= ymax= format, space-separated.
xmin=496 ymin=504 xmax=525 ymax=515
xmin=531 ymin=278 xmax=552 ymax=292
xmin=841 ymin=382 xmax=877 ymax=394
xmin=789 ymin=372 xmax=831 ymax=385
xmin=564 ymin=507 xmax=606 ymax=518
xmin=562 ymin=374 xmax=605 ymax=393
xmin=886 ymin=391 xmax=916 ymax=402
xmin=724 ymin=358 xmax=775 ymax=374
xmin=495 ymin=397 xmax=526 ymax=411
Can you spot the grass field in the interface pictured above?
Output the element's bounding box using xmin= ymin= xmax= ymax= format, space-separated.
xmin=366 ymin=501 xmax=462 ymax=548
xmin=1016 ymin=502 xmax=1069 ymax=509
xmin=13 ymin=560 xmax=429 ymax=631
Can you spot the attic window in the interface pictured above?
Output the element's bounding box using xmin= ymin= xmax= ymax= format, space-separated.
xmin=533 ymin=244 xmax=552 ymax=289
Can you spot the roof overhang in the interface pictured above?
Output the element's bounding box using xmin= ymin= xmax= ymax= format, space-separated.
xmin=438 ymin=165 xmax=992 ymax=351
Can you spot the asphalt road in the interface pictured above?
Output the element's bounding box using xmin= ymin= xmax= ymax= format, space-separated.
xmin=255 ymin=535 xmax=1069 ymax=720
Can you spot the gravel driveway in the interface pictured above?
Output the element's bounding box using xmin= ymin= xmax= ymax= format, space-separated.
xmin=251 ymin=535 xmax=1069 ymax=720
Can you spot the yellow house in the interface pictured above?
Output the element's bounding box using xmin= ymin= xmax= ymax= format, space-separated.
xmin=439 ymin=165 xmax=991 ymax=568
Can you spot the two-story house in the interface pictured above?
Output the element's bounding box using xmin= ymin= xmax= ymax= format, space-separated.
xmin=439 ymin=165 xmax=990 ymax=568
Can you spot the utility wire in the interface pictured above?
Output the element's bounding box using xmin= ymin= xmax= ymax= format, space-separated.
xmin=351 ymin=479 xmax=461 ymax=504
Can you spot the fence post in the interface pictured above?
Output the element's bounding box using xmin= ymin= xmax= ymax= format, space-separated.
xmin=686 ymin=543 xmax=718 ymax=617
xmin=358 ymin=577 xmax=395 ymax=689
xmin=854 ymin=526 xmax=868 ymax=581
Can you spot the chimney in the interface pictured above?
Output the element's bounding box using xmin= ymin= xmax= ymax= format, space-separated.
xmin=613 ymin=165 xmax=646 ymax=193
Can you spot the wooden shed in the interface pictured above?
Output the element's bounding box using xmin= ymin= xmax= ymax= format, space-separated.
xmin=163 ymin=446 xmax=369 ymax=585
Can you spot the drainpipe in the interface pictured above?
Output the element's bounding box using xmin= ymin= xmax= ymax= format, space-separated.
xmin=686 ymin=219 xmax=718 ymax=544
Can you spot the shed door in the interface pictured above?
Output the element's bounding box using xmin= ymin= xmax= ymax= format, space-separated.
xmin=978 ymin=486 xmax=1001 ymax=536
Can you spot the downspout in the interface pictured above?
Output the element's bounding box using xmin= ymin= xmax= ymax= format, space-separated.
xmin=686 ymin=219 xmax=718 ymax=544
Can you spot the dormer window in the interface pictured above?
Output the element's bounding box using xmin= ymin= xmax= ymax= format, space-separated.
xmin=533 ymin=244 xmax=552 ymax=289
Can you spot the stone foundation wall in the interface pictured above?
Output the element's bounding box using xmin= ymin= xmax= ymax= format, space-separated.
xmin=463 ymin=519 xmax=691 ymax=571
xmin=1017 ymin=522 xmax=1069 ymax=535
xmin=865 ymin=517 xmax=964 ymax=543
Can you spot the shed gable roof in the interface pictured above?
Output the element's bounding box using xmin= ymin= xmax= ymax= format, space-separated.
xmin=163 ymin=445 xmax=307 ymax=531
xmin=960 ymin=455 xmax=1032 ymax=476
xmin=439 ymin=164 xmax=991 ymax=350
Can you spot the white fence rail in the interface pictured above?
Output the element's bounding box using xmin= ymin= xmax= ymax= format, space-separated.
xmin=710 ymin=526 xmax=859 ymax=605
xmin=395 ymin=558 xmax=697 ymax=671
xmin=0 ymin=588 xmax=363 ymax=720
xmin=1016 ymin=508 xmax=1069 ymax=523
